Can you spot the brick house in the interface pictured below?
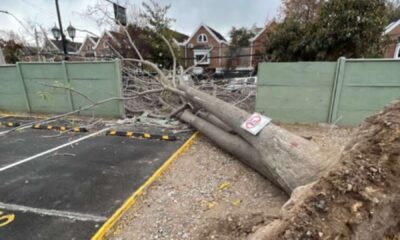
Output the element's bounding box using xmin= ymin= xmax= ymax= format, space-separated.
xmin=384 ymin=19 xmax=400 ymax=59
xmin=78 ymin=35 xmax=99 ymax=58
xmin=182 ymin=24 xmax=229 ymax=70
xmin=249 ymin=26 xmax=268 ymax=67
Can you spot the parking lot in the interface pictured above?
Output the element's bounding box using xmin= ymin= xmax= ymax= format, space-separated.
xmin=0 ymin=116 xmax=191 ymax=240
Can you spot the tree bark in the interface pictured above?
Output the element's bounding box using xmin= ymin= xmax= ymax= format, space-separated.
xmin=180 ymin=84 xmax=336 ymax=194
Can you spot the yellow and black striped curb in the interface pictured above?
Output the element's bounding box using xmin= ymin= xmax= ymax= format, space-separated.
xmin=106 ymin=130 xmax=177 ymax=141
xmin=31 ymin=124 xmax=88 ymax=133
xmin=0 ymin=122 xmax=20 ymax=127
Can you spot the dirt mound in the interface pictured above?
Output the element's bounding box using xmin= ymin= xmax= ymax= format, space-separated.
xmin=192 ymin=212 xmax=278 ymax=240
xmin=251 ymin=100 xmax=400 ymax=240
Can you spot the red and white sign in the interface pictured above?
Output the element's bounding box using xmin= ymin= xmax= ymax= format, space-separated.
xmin=241 ymin=113 xmax=271 ymax=135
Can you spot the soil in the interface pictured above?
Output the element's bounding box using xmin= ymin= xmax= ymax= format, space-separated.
xmin=250 ymin=100 xmax=400 ymax=240
xmin=106 ymin=123 xmax=355 ymax=240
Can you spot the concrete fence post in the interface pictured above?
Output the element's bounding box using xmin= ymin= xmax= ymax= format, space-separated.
xmin=114 ymin=59 xmax=125 ymax=118
xmin=62 ymin=61 xmax=75 ymax=112
xmin=16 ymin=63 xmax=32 ymax=113
xmin=328 ymin=57 xmax=347 ymax=124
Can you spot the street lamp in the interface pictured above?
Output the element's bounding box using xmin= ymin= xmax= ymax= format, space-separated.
xmin=67 ymin=24 xmax=76 ymax=41
xmin=51 ymin=25 xmax=61 ymax=40
xmin=54 ymin=0 xmax=68 ymax=60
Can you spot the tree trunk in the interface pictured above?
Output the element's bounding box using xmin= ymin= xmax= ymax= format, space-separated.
xmin=180 ymin=84 xmax=337 ymax=194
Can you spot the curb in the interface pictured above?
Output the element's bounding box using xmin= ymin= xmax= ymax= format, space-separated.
xmin=91 ymin=132 xmax=199 ymax=240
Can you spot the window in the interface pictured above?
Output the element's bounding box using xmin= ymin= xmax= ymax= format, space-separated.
xmin=197 ymin=34 xmax=208 ymax=43
xmin=194 ymin=50 xmax=210 ymax=65
xmin=87 ymin=45 xmax=91 ymax=50
xmin=103 ymin=41 xmax=109 ymax=49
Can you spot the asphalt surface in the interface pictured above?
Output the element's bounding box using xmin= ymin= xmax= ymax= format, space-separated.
xmin=0 ymin=117 xmax=190 ymax=240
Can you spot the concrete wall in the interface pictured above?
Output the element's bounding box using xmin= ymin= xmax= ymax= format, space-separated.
xmin=0 ymin=60 xmax=124 ymax=118
xmin=256 ymin=58 xmax=400 ymax=126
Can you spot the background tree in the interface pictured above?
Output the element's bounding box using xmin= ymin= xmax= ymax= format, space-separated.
xmin=266 ymin=0 xmax=389 ymax=61
xmin=281 ymin=0 xmax=324 ymax=22
xmin=139 ymin=0 xmax=183 ymax=68
xmin=0 ymin=39 xmax=22 ymax=63
xmin=83 ymin=0 xmax=184 ymax=68
xmin=227 ymin=27 xmax=255 ymax=69
xmin=140 ymin=0 xmax=175 ymax=32
xmin=317 ymin=0 xmax=388 ymax=60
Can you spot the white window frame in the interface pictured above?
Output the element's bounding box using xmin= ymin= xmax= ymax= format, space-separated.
xmin=194 ymin=49 xmax=210 ymax=65
xmin=394 ymin=43 xmax=400 ymax=59
xmin=197 ymin=34 xmax=208 ymax=43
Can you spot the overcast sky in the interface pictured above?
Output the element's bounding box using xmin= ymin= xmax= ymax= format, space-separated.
xmin=0 ymin=0 xmax=281 ymax=43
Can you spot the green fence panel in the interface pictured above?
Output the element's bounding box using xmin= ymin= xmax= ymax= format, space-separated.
xmin=66 ymin=61 xmax=125 ymax=117
xmin=332 ymin=59 xmax=400 ymax=126
xmin=0 ymin=60 xmax=124 ymax=118
xmin=256 ymin=59 xmax=400 ymax=126
xmin=19 ymin=62 xmax=72 ymax=114
xmin=0 ymin=65 xmax=28 ymax=112
xmin=256 ymin=62 xmax=337 ymax=123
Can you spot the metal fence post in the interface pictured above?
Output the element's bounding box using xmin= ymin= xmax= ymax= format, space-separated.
xmin=16 ymin=63 xmax=32 ymax=112
xmin=328 ymin=57 xmax=347 ymax=123
xmin=62 ymin=61 xmax=75 ymax=112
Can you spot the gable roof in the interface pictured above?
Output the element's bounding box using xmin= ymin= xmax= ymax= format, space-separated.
xmin=250 ymin=26 xmax=267 ymax=42
xmin=89 ymin=36 xmax=99 ymax=43
xmin=207 ymin=25 xmax=227 ymax=42
xmin=384 ymin=19 xmax=400 ymax=35
xmin=184 ymin=24 xmax=229 ymax=45
xmin=168 ymin=29 xmax=189 ymax=43
xmin=77 ymin=35 xmax=99 ymax=53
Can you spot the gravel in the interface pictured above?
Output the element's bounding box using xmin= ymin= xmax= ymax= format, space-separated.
xmin=106 ymin=123 xmax=355 ymax=240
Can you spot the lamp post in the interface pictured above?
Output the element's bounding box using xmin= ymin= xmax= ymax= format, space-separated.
xmin=54 ymin=0 xmax=67 ymax=59
xmin=53 ymin=0 xmax=76 ymax=60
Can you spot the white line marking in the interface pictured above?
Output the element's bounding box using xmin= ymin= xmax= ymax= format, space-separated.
xmin=0 ymin=202 xmax=107 ymax=222
xmin=0 ymin=128 xmax=110 ymax=172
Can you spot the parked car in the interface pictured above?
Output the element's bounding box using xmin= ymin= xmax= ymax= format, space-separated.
xmin=190 ymin=66 xmax=208 ymax=82
xmin=225 ymin=76 xmax=257 ymax=91
xmin=212 ymin=68 xmax=225 ymax=79
xmin=191 ymin=66 xmax=204 ymax=75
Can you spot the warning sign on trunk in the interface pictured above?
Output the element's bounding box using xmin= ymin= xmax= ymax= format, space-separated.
xmin=241 ymin=113 xmax=271 ymax=135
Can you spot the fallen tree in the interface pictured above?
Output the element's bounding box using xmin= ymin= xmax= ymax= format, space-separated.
xmin=100 ymin=26 xmax=337 ymax=195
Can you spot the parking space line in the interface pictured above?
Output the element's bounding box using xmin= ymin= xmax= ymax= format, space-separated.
xmin=0 ymin=128 xmax=110 ymax=172
xmin=0 ymin=202 xmax=107 ymax=222
xmin=91 ymin=132 xmax=199 ymax=240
